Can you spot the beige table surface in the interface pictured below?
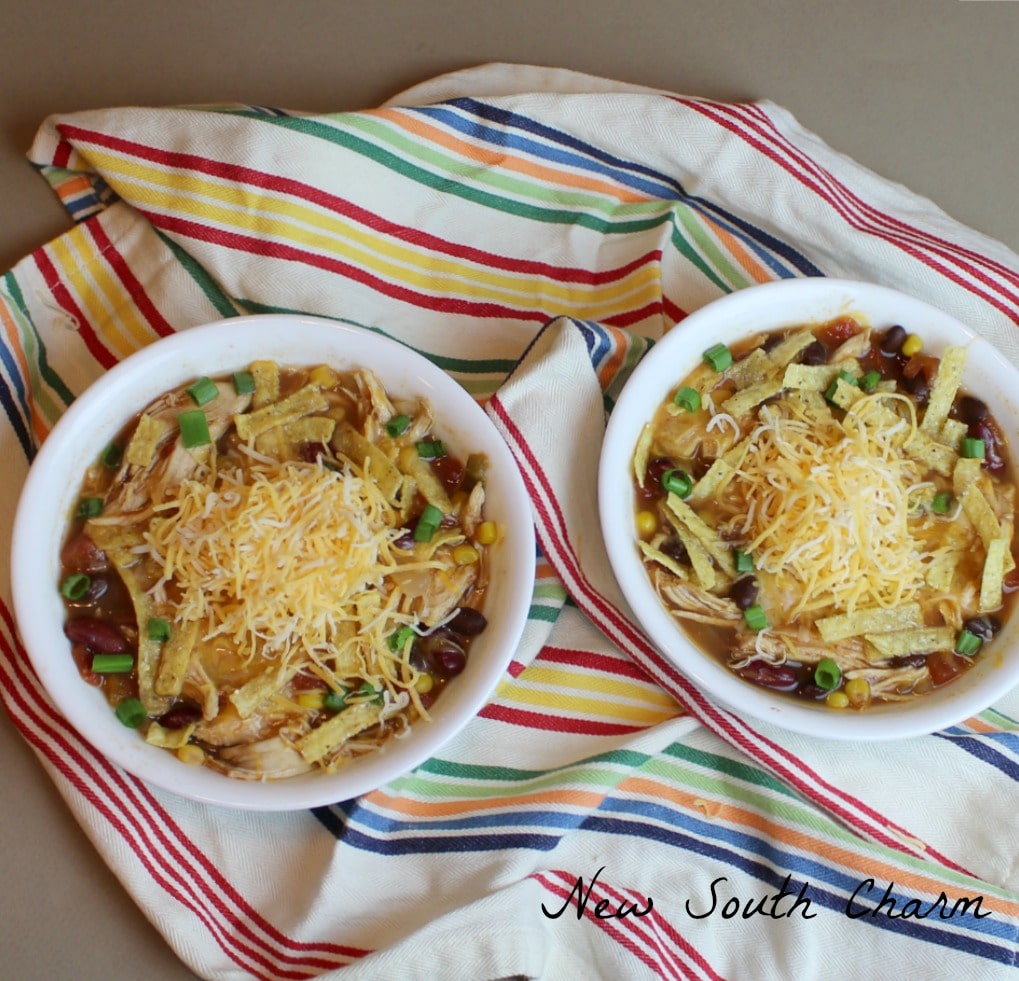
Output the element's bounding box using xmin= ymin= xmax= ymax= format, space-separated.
xmin=2 ymin=2 xmax=1017 ymax=979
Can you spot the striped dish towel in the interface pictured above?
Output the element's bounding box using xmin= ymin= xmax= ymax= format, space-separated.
xmin=3 ymin=63 xmax=1018 ymax=979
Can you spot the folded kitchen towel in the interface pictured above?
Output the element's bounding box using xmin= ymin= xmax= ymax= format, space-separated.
xmin=2 ymin=63 xmax=1018 ymax=979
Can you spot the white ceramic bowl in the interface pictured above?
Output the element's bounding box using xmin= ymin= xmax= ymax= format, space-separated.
xmin=11 ymin=314 xmax=535 ymax=809
xmin=600 ymin=278 xmax=1019 ymax=740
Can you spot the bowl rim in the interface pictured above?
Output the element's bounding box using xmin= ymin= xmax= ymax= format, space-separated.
xmin=11 ymin=313 xmax=535 ymax=809
xmin=599 ymin=277 xmax=1019 ymax=740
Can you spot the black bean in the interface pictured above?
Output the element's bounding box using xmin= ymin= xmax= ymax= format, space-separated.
xmin=159 ymin=703 xmax=203 ymax=730
xmin=888 ymin=654 xmax=928 ymax=669
xmin=955 ymin=395 xmax=988 ymax=425
xmin=879 ymin=325 xmax=907 ymax=355
xmin=905 ymin=373 xmax=930 ymax=406
xmin=661 ymin=538 xmax=689 ymax=565
xmin=799 ymin=340 xmax=827 ymax=366
xmin=729 ymin=577 xmax=759 ymax=611
xmin=963 ymin=616 xmax=1001 ymax=642
xmin=448 ymin=607 xmax=488 ymax=636
xmin=795 ymin=681 xmax=828 ymax=701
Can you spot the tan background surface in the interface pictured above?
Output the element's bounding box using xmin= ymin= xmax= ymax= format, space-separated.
xmin=2 ymin=2 xmax=1016 ymax=979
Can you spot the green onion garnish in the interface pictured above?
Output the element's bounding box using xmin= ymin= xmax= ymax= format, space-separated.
xmin=76 ymin=497 xmax=103 ymax=519
xmin=147 ymin=617 xmax=171 ymax=642
xmin=962 ymin=437 xmax=986 ymax=460
xmin=101 ymin=443 xmax=123 ymax=468
xmin=386 ymin=414 xmax=411 ymax=437
xmin=734 ymin=549 xmax=754 ymax=574
xmin=660 ymin=468 xmax=693 ymax=498
xmin=814 ymin=657 xmax=842 ymax=690
xmin=931 ymin=491 xmax=953 ymax=515
xmin=178 ymin=409 xmax=211 ymax=449
xmin=673 ymin=386 xmax=701 ymax=413
xmin=743 ymin=603 xmax=768 ymax=632
xmin=388 ymin=625 xmax=416 ymax=652
xmin=115 ymin=697 xmax=147 ymax=729
xmin=416 ymin=439 xmax=446 ymax=460
xmin=414 ymin=504 xmax=444 ymax=542
xmin=60 ymin=574 xmax=91 ymax=600
xmin=186 ymin=376 xmax=219 ymax=407
xmin=859 ymin=369 xmax=881 ymax=392
xmin=356 ymin=681 xmax=385 ymax=705
xmin=955 ymin=629 xmax=982 ymax=657
xmin=91 ymin=653 xmax=134 ymax=674
xmin=323 ymin=689 xmax=347 ymax=712
xmin=702 ymin=343 xmax=733 ymax=373
xmin=232 ymin=370 xmax=256 ymax=395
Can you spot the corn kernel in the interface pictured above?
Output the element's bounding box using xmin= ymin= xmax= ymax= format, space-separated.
xmin=453 ymin=544 xmax=479 ymax=566
xmin=825 ymin=691 xmax=850 ymax=709
xmin=844 ymin=677 xmax=871 ymax=707
xmin=415 ymin=673 xmax=434 ymax=694
xmin=176 ymin=744 xmax=205 ymax=766
xmin=309 ymin=364 xmax=339 ymax=388
xmin=297 ymin=691 xmax=327 ymax=710
xmin=901 ymin=334 xmax=923 ymax=357
xmin=475 ymin=521 xmax=498 ymax=546
xmin=636 ymin=510 xmax=657 ymax=539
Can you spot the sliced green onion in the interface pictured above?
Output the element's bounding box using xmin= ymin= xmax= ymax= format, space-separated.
xmin=115 ymin=697 xmax=147 ymax=729
xmin=388 ymin=625 xmax=416 ymax=652
xmin=702 ymin=343 xmax=733 ymax=373
xmin=323 ymin=689 xmax=347 ymax=712
xmin=743 ymin=603 xmax=768 ymax=632
xmin=416 ymin=439 xmax=446 ymax=460
xmin=232 ymin=370 xmax=256 ymax=395
xmin=955 ymin=629 xmax=982 ymax=657
xmin=961 ymin=437 xmax=986 ymax=460
xmin=931 ymin=491 xmax=954 ymax=515
xmin=101 ymin=443 xmax=123 ymax=468
xmin=178 ymin=409 xmax=211 ymax=449
xmin=734 ymin=549 xmax=754 ymax=574
xmin=413 ymin=504 xmax=444 ymax=542
xmin=147 ymin=617 xmax=171 ymax=642
xmin=859 ymin=369 xmax=882 ymax=392
xmin=356 ymin=681 xmax=385 ymax=705
xmin=76 ymin=497 xmax=103 ymax=519
xmin=814 ymin=657 xmax=842 ymax=690
xmin=91 ymin=653 xmax=134 ymax=674
xmin=673 ymin=386 xmax=701 ymax=413
xmin=186 ymin=376 xmax=219 ymax=407
xmin=660 ymin=468 xmax=693 ymax=498
xmin=385 ymin=414 xmax=411 ymax=437
xmin=60 ymin=574 xmax=91 ymax=600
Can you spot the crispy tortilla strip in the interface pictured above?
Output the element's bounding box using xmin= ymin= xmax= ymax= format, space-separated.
xmin=396 ymin=445 xmax=452 ymax=513
xmin=277 ymin=416 xmax=336 ymax=445
xmin=234 ymin=384 xmax=329 ymax=440
xmin=721 ymin=378 xmax=784 ymax=419
xmin=761 ymin=331 xmax=815 ymax=369
xmin=953 ymin=456 xmax=984 ymax=496
xmin=125 ymin=413 xmax=172 ymax=468
xmin=828 ymin=377 xmax=862 ymax=411
xmin=782 ymin=363 xmax=842 ymax=392
xmin=295 ymin=700 xmax=384 ymax=764
xmin=638 ymin=539 xmax=689 ymax=579
xmin=980 ymin=537 xmax=1007 ymax=612
xmin=687 ymin=457 xmax=735 ymax=504
xmin=904 ymin=429 xmax=957 ymax=477
xmin=816 ymin=602 xmax=922 ymax=643
xmin=145 ymin=721 xmax=196 ymax=749
xmin=154 ymin=618 xmax=200 ymax=698
xmin=633 ymin=423 xmax=653 ymax=487
xmin=663 ymin=493 xmax=735 ymax=577
xmin=920 ymin=346 xmax=966 ymax=435
xmin=961 ymin=483 xmax=1002 ymax=547
xmin=925 ymin=550 xmax=960 ymax=591
xmin=724 ymin=348 xmax=772 ymax=389
xmin=865 ymin=626 xmax=956 ymax=662
xmin=939 ymin=418 xmax=967 ymax=451
xmin=332 ymin=423 xmax=404 ymax=502
xmin=230 ymin=671 xmax=284 ymax=719
xmin=250 ymin=359 xmax=280 ymax=409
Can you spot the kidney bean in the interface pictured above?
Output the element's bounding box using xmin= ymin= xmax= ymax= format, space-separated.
xmin=158 ymin=702 xmax=202 ymax=730
xmin=64 ymin=617 xmax=130 ymax=654
xmin=447 ymin=607 xmax=487 ymax=636
xmin=429 ymin=638 xmax=467 ymax=678
xmin=888 ymin=653 xmax=929 ymax=669
xmin=971 ymin=418 xmax=1006 ymax=474
xmin=729 ymin=577 xmax=759 ymax=611
xmin=60 ymin=533 xmax=109 ymax=574
xmin=645 ymin=457 xmax=676 ymax=488
xmin=736 ymin=661 xmax=799 ymax=691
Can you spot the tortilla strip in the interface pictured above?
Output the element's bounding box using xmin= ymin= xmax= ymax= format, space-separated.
xmin=724 ymin=348 xmax=772 ymax=389
xmin=904 ymin=429 xmax=957 ymax=477
xmin=154 ymin=618 xmax=200 ymax=698
xmin=920 ymin=346 xmax=966 ymax=435
xmin=953 ymin=456 xmax=984 ymax=496
xmin=782 ymin=363 xmax=842 ymax=392
xmin=816 ymin=602 xmax=922 ymax=643
xmin=663 ymin=493 xmax=735 ymax=577
xmin=865 ymin=626 xmax=956 ymax=662
xmin=125 ymin=413 xmax=172 ymax=468
xmin=331 ymin=423 xmax=404 ymax=503
xmin=980 ymin=537 xmax=1007 ymax=612
xmin=295 ymin=700 xmax=385 ymax=764
xmin=761 ymin=331 xmax=815 ymax=369
xmin=234 ymin=384 xmax=329 ymax=440
xmin=961 ymin=484 xmax=1002 ymax=548
xmin=250 ymin=359 xmax=280 ymax=409
xmin=633 ymin=423 xmax=653 ymax=487
xmin=721 ymin=378 xmax=784 ymax=419
xmin=230 ymin=671 xmax=284 ymax=719
xmin=686 ymin=457 xmax=734 ymax=504
xmin=638 ymin=540 xmax=690 ymax=579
